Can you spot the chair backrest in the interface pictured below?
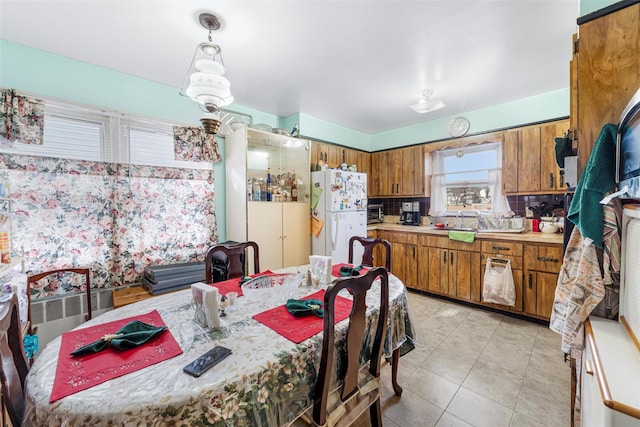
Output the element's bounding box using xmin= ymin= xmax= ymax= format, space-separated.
xmin=348 ymin=236 xmax=391 ymax=270
xmin=27 ymin=268 xmax=92 ymax=327
xmin=0 ymin=293 xmax=29 ymax=427
xmin=205 ymin=241 xmax=260 ymax=283
xmin=313 ymin=267 xmax=389 ymax=426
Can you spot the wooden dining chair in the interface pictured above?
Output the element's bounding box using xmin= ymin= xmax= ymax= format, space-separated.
xmin=304 ymin=267 xmax=389 ymax=427
xmin=348 ymin=236 xmax=391 ymax=270
xmin=204 ymin=241 xmax=260 ymax=283
xmin=348 ymin=235 xmax=403 ymax=396
xmin=0 ymin=293 xmax=30 ymax=427
xmin=27 ymin=268 xmax=92 ymax=330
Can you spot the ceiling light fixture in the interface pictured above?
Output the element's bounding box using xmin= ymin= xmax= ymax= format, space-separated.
xmin=181 ymin=12 xmax=233 ymax=135
xmin=409 ymin=90 xmax=446 ymax=114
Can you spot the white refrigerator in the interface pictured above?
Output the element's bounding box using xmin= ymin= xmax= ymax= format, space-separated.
xmin=311 ymin=170 xmax=367 ymax=265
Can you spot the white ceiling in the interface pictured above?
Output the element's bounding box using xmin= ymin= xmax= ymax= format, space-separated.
xmin=0 ymin=0 xmax=579 ymax=134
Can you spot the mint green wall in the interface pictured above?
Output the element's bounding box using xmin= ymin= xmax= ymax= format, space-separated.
xmin=580 ymin=0 xmax=619 ymax=16
xmin=371 ymin=88 xmax=569 ymax=150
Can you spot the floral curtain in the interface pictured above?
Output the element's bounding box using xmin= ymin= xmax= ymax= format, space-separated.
xmin=173 ymin=126 xmax=221 ymax=163
xmin=0 ymin=89 xmax=45 ymax=146
xmin=1 ymin=153 xmax=219 ymax=299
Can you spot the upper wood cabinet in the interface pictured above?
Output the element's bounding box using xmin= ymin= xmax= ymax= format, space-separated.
xmin=370 ymin=145 xmax=425 ymax=197
xmin=502 ymin=119 xmax=569 ymax=194
xmin=573 ymin=3 xmax=640 ymax=174
xmin=310 ymin=142 xmax=370 ymax=177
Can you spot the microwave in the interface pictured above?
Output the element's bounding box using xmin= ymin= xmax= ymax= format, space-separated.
xmin=367 ymin=204 xmax=384 ymax=224
xmin=617 ymin=87 xmax=640 ymax=198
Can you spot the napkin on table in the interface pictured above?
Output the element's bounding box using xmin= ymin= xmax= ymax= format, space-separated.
xmin=70 ymin=320 xmax=167 ymax=356
xmin=285 ymin=298 xmax=324 ymax=317
xmin=339 ymin=264 xmax=364 ymax=277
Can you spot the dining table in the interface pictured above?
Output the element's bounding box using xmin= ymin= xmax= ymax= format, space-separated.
xmin=23 ymin=264 xmax=416 ymax=427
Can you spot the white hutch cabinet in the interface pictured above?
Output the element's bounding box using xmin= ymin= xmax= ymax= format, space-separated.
xmin=225 ymin=127 xmax=310 ymax=271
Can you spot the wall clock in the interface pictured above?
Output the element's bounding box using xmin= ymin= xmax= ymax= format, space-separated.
xmin=448 ymin=117 xmax=470 ymax=137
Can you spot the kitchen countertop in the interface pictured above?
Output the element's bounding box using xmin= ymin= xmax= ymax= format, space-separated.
xmin=367 ymin=222 xmax=564 ymax=245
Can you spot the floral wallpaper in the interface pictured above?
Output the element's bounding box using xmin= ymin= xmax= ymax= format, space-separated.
xmin=0 ymin=153 xmax=218 ymax=300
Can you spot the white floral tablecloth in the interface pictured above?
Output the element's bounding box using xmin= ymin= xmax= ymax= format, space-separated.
xmin=24 ymin=266 xmax=415 ymax=427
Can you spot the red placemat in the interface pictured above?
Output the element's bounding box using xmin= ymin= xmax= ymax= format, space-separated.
xmin=252 ymin=290 xmax=352 ymax=343
xmin=50 ymin=310 xmax=182 ymax=403
xmin=210 ymin=270 xmax=275 ymax=297
xmin=331 ymin=263 xmax=370 ymax=278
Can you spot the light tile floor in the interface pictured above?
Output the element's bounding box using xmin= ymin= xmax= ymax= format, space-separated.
xmin=375 ymin=292 xmax=571 ymax=427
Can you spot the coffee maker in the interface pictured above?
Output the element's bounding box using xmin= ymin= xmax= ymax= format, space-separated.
xmin=400 ymin=201 xmax=421 ymax=226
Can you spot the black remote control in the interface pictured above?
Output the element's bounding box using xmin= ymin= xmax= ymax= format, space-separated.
xmin=183 ymin=346 xmax=232 ymax=377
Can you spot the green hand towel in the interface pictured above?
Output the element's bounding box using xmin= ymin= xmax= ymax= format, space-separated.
xmin=448 ymin=230 xmax=475 ymax=243
xmin=70 ymin=320 xmax=167 ymax=356
xmin=285 ymin=299 xmax=324 ymax=318
xmin=568 ymin=123 xmax=617 ymax=248
xmin=339 ymin=265 xmax=363 ymax=277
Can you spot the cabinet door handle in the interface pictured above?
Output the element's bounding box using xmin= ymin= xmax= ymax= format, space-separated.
xmin=549 ymin=173 xmax=554 ymax=188
xmin=492 ymin=246 xmax=510 ymax=251
xmin=396 ymin=183 xmax=399 ymax=193
xmin=450 ymin=251 xmax=454 ymax=265
xmin=528 ymin=274 xmax=533 ymax=289
xmin=537 ymin=256 xmax=559 ymax=263
xmin=443 ymin=251 xmax=447 ymax=264
xmin=412 ymin=247 xmax=416 ymax=258
xmin=585 ymin=360 xmax=594 ymax=376
xmin=391 ymin=184 xmax=394 ymax=194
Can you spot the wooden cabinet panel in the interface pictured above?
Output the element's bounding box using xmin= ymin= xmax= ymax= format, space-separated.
xmin=524 ymin=245 xmax=563 ymax=273
xmin=481 ymin=241 xmax=523 ymax=257
xmin=577 ymin=4 xmax=640 ymax=174
xmin=518 ymin=126 xmax=541 ymax=193
xmin=524 ymin=271 xmax=557 ymax=319
xmin=370 ymin=147 xmax=424 ymax=197
xmin=427 ymin=246 xmax=448 ymax=294
xmin=503 ymin=130 xmax=519 ymax=193
xmin=449 ymin=250 xmax=481 ymax=302
xmin=503 ymin=120 xmax=568 ymax=194
xmin=540 ymin=120 xmax=569 ymax=191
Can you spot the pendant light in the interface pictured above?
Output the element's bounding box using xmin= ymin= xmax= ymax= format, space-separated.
xmin=181 ymin=12 xmax=233 ymax=135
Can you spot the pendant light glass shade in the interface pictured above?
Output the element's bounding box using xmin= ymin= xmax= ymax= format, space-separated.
xmin=409 ymin=90 xmax=445 ymax=114
xmin=182 ymin=41 xmax=233 ymax=113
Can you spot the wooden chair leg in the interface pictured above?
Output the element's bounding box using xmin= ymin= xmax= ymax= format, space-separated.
xmin=391 ymin=347 xmax=403 ymax=396
xmin=369 ymin=400 xmax=383 ymax=427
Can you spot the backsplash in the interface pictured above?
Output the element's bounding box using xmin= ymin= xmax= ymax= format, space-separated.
xmin=369 ymin=194 xmax=566 ymax=219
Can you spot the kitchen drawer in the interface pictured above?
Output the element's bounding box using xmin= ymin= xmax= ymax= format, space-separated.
xmin=524 ymin=244 xmax=563 ymax=273
xmin=448 ymin=238 xmax=480 ymax=252
xmin=419 ymin=235 xmax=449 ymax=248
xmin=381 ymin=231 xmax=418 ymax=245
xmin=481 ymin=253 xmax=523 ymax=270
xmin=481 ymin=240 xmax=523 ymax=257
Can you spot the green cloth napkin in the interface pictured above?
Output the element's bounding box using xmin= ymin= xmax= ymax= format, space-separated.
xmin=285 ymin=299 xmax=324 ymax=318
xmin=339 ymin=265 xmax=363 ymax=277
xmin=448 ymin=230 xmax=475 ymax=243
xmin=70 ymin=320 xmax=167 ymax=357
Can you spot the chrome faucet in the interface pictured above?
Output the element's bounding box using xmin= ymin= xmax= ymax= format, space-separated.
xmin=457 ymin=211 xmax=464 ymax=228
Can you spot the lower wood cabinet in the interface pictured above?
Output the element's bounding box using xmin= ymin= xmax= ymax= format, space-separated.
xmin=379 ymin=231 xmax=418 ymax=289
xmin=368 ymin=228 xmax=562 ymax=321
xmin=418 ymin=235 xmax=481 ymax=302
xmin=523 ymin=244 xmax=563 ymax=319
